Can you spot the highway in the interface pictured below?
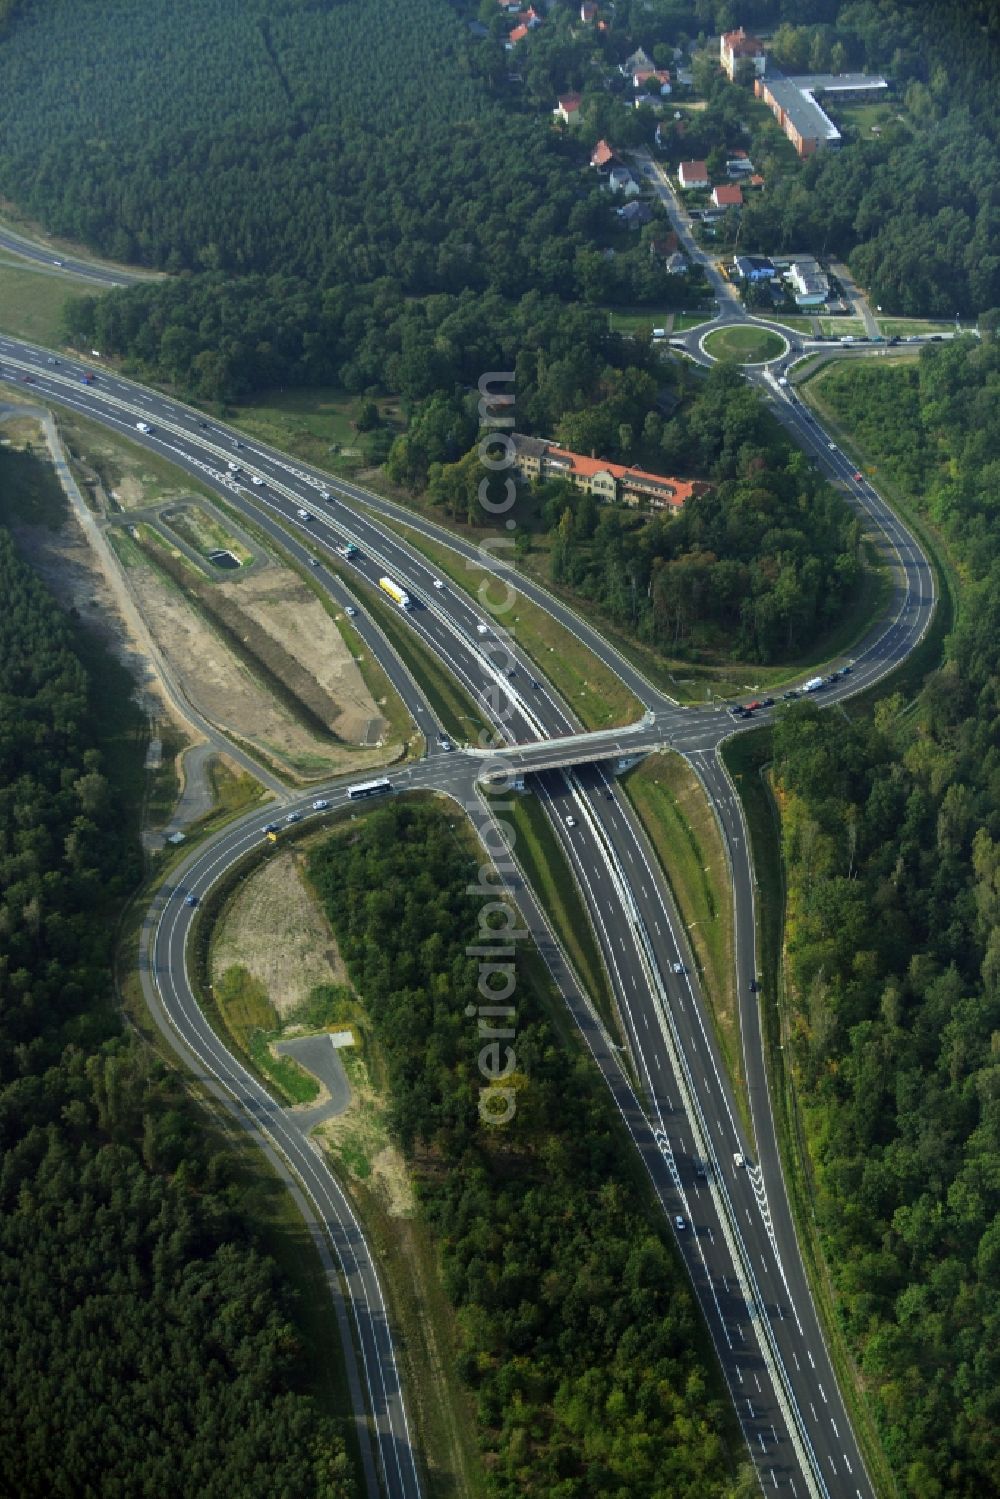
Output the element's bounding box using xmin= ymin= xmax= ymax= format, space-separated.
xmin=0 ymin=222 xmax=145 ymax=286
xmin=0 ymin=332 xmax=936 ymax=1498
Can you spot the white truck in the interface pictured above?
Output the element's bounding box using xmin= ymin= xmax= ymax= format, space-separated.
xmin=803 ymin=676 xmax=824 ymax=693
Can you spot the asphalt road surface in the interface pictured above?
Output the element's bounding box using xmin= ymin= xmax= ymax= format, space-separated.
xmin=0 ymin=335 xmax=937 ymax=1498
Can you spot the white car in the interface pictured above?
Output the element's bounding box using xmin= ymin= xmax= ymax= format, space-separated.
xmin=565 ymin=815 xmax=577 ymax=828
xmin=312 ymin=799 xmax=329 ymax=811
xmin=227 ymin=461 xmax=239 ymax=472
xmin=319 ymin=489 xmax=331 ymax=501
xmin=251 ymin=475 xmax=264 ymax=486
xmin=672 ymin=962 xmax=686 ymax=975
xmin=733 ymin=1151 xmax=745 ymax=1169
xmin=828 ymin=442 xmax=837 ymax=450
xmin=135 ymin=421 xmax=151 ymax=433
xmin=476 ymin=622 xmax=489 ymax=636
xmin=345 ymin=605 xmax=358 ymax=617
xmin=674 ymin=1215 xmax=687 ymax=1231
xmin=432 ymin=579 xmax=444 ymax=589
xmin=285 ymin=811 xmax=301 ymax=824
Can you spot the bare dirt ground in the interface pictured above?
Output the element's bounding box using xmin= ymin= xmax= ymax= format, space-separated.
xmin=211 ymin=849 xmax=349 ymax=1017
xmin=127 ymin=546 xmax=386 ymax=777
xmin=216 ymin=567 xmax=378 ymax=745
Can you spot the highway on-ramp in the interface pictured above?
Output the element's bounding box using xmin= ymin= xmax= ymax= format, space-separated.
xmin=0 ymin=336 xmax=937 ymax=1497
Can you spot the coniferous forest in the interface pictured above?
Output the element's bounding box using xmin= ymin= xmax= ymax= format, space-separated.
xmin=0 ymin=474 xmax=356 ymax=1498
xmin=770 ymin=332 xmax=1000 ymax=1495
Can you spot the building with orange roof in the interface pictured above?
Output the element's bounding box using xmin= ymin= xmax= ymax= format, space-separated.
xmin=720 ymin=26 xmax=766 ymax=81
xmin=510 ymin=434 xmax=708 ymax=511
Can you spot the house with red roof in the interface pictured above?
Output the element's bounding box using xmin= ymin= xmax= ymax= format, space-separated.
xmin=509 ymin=22 xmax=529 ymax=44
xmin=554 ymin=93 xmax=583 ymax=124
xmin=712 ymin=182 xmax=743 ymax=208
xmin=720 ymin=26 xmax=766 ymax=81
xmin=510 ymin=434 xmax=708 ymax=511
xmin=677 ymin=159 xmax=709 ymax=189
xmin=590 ymin=138 xmax=615 ymax=168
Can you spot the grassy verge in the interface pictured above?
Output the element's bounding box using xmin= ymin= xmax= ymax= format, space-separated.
xmin=722 ymin=727 xmax=899 ymax=1499
xmin=360 ymin=510 xmax=646 ymax=730
xmin=161 ymin=502 xmax=252 ymax=565
xmin=0 ymin=259 xmax=101 ymax=345
xmin=486 ymin=788 xmax=617 ymax=1034
xmin=621 ymin=752 xmax=741 ymax=1102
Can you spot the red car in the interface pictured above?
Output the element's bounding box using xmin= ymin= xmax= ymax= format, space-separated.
xmin=745 ymin=700 xmax=762 ymax=712
xmin=853 ymin=471 xmax=864 ymax=481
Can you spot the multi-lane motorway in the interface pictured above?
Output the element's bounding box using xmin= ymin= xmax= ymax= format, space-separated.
xmin=0 ymin=326 xmax=936 ymax=1499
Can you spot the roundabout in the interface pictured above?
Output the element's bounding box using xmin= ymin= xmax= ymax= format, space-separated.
xmin=700 ymin=323 xmax=789 ymax=364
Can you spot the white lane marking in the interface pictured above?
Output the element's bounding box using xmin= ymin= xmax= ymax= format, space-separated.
xmin=819 ymin=1382 xmax=828 ymax=1403
xmin=807 ymin=1351 xmax=815 ymax=1368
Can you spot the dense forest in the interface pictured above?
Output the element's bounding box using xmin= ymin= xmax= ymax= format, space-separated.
xmin=309 ymin=803 xmax=742 ymax=1497
xmin=0 ymin=473 xmax=356 ymax=1497
xmin=770 ymin=331 xmax=1000 ymax=1494
xmin=428 ymin=363 xmax=861 ymax=662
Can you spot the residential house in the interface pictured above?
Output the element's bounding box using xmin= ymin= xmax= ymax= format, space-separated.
xmin=608 ymin=165 xmax=640 ymax=196
xmin=720 ymin=27 xmax=766 ymax=81
xmin=509 ymin=433 xmax=707 ymax=511
xmin=522 ymin=5 xmax=542 ymax=24
xmin=786 ymin=257 xmax=829 ymax=305
xmin=649 ymin=230 xmax=679 ymax=258
xmin=508 ymin=23 xmax=529 ymax=45
xmin=726 ymin=152 xmax=754 ymax=176
xmin=712 ymin=182 xmax=743 ymax=208
xmin=590 ymin=138 xmax=615 ymax=169
xmin=733 ymin=254 xmax=775 ymax=282
xmin=664 ymin=251 xmax=688 ymax=274
xmin=617 ymin=199 xmax=653 ymax=228
xmin=633 ymin=67 xmax=671 ymax=93
xmin=677 ymin=159 xmax=709 ymax=189
xmin=554 ymin=93 xmax=583 ymax=124
xmin=621 ymin=46 xmax=654 ymax=76
xmin=580 ymin=0 xmax=597 ymax=20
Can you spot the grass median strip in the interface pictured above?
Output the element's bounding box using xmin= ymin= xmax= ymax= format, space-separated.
xmin=488 ymin=787 xmax=617 ymax=1033
xmin=360 ymin=509 xmax=645 ymax=731
xmin=621 ymin=752 xmax=742 ymax=1108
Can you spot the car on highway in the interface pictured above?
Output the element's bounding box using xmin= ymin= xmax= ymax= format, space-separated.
xmin=745 ymin=700 xmax=762 ymax=712
xmin=199 ymin=421 xmax=210 ymax=429
xmin=672 ymin=962 xmax=686 ymax=975
xmin=674 ymin=1215 xmax=687 ymax=1231
xmin=46 ymin=356 xmax=56 ymax=365
xmin=781 ymin=689 xmax=799 ymax=700
xmin=52 ymin=258 xmax=63 ymax=266
xmin=733 ymin=1151 xmax=745 ymax=1169
xmin=263 ymin=822 xmax=280 ymax=833
xmin=695 ymin=1161 xmax=708 ymax=1179
xmin=749 ymin=979 xmax=760 ymax=993
xmin=345 ymin=605 xmax=358 ymax=617
xmin=312 ymin=799 xmax=329 ymax=810
xmin=319 ymin=489 xmax=331 ymax=501
xmin=432 ymin=578 xmax=444 ymax=589
xmin=828 ymin=441 xmax=837 ymax=450
xmin=853 ymin=471 xmax=864 ymax=481
xmin=285 ymin=811 xmax=302 ymax=824
xmin=250 ymin=475 xmax=264 ymax=486
xmin=841 ymin=664 xmax=853 ymax=674
xmin=437 ymin=735 xmax=452 ymax=751
xmin=761 ymin=696 xmax=775 ymax=708
xmin=184 ymin=893 xmax=199 ymax=907
xmin=565 ymin=815 xmax=577 ymax=828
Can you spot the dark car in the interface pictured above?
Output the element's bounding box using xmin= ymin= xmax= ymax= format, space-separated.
xmin=761 ymin=697 xmax=775 ymax=708
xmin=184 ymin=894 xmax=198 ymax=908
xmin=749 ymin=979 xmax=760 ymax=993
xmin=841 ymin=664 xmax=853 ymax=675
xmin=264 ymin=822 xmax=280 ymax=833
xmin=781 ymin=689 xmax=799 ymax=700
xmin=826 ymin=673 xmax=839 ymax=684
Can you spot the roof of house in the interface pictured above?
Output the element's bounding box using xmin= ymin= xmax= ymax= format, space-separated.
xmin=749 ymin=173 xmax=765 ymax=187
xmin=549 ymin=448 xmax=702 ymax=505
xmin=678 ymin=159 xmax=708 ymax=181
xmin=590 ymin=138 xmax=614 ymax=167
xmin=623 ymin=47 xmax=653 ymax=72
xmin=509 ymin=23 xmax=529 ymax=43
xmin=618 ymin=199 xmax=652 ymax=221
xmin=713 ymin=183 xmax=743 ymax=206
xmin=664 ymin=252 xmax=688 ymax=273
xmin=721 ymin=26 xmax=764 ymax=56
xmin=609 ymin=164 xmax=632 ymax=182
xmin=734 ymin=254 xmax=775 ymax=275
xmin=556 ymin=92 xmax=582 ymax=113
xmin=651 ymin=231 xmax=679 ymax=254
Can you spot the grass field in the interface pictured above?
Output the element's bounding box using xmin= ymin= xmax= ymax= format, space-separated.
xmin=228 ymin=387 xmax=398 ymax=474
xmin=816 ymin=317 xmax=865 ymax=337
xmin=702 ymin=324 xmax=785 ymax=363
xmin=363 ymin=513 xmax=646 ymax=731
xmin=0 ymin=259 xmax=101 ymax=346
xmin=876 ymin=317 xmax=957 ymax=337
xmin=770 ymin=315 xmax=814 ymax=334
xmin=674 ymin=311 xmax=713 ymax=331
xmin=161 ymin=502 xmax=252 ymax=566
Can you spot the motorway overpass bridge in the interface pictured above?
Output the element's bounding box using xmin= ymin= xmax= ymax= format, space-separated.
xmin=468 ymin=714 xmax=670 ymax=779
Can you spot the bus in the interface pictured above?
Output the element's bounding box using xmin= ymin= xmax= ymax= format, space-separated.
xmin=346 ymin=777 xmax=393 ymax=801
